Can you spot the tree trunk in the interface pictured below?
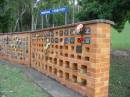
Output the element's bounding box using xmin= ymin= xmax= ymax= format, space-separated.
xmin=14 ymin=8 xmax=26 ymax=32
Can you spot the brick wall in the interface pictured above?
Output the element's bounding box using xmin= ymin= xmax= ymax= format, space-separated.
xmin=0 ymin=33 xmax=30 ymax=66
xmin=0 ymin=20 xmax=113 ymax=97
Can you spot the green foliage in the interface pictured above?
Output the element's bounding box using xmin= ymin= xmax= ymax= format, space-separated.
xmin=0 ymin=0 xmax=81 ymax=32
xmin=0 ymin=0 xmax=12 ymax=33
xmin=2 ymin=0 xmax=129 ymax=32
xmin=77 ymin=0 xmax=130 ymax=32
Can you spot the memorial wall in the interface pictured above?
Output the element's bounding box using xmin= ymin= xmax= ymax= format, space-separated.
xmin=0 ymin=20 xmax=113 ymax=97
xmin=0 ymin=33 xmax=30 ymax=65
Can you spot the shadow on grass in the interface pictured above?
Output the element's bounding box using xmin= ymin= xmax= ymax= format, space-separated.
xmin=0 ymin=64 xmax=51 ymax=97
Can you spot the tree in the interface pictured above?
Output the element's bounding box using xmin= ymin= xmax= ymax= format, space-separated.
xmin=9 ymin=0 xmax=33 ymax=32
xmin=0 ymin=0 xmax=12 ymax=33
xmin=0 ymin=0 xmax=80 ymax=32
xmin=77 ymin=0 xmax=130 ymax=32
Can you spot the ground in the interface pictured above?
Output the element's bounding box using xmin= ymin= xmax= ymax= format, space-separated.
xmin=0 ymin=64 xmax=51 ymax=97
xmin=109 ymin=55 xmax=130 ymax=97
xmin=110 ymin=22 xmax=130 ymax=97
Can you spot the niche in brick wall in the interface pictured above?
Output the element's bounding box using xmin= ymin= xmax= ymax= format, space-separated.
xmin=79 ymin=78 xmax=87 ymax=86
xmin=60 ymin=38 xmax=63 ymax=42
xmin=65 ymin=61 xmax=70 ymax=68
xmin=65 ymin=45 xmax=69 ymax=50
xmin=49 ymin=66 xmax=52 ymax=73
xmin=80 ymin=65 xmax=87 ymax=74
xmin=60 ymin=52 xmax=63 ymax=56
xmin=54 ymin=58 xmax=57 ymax=64
xmin=45 ymin=65 xmax=47 ymax=70
xmin=59 ymin=30 xmax=63 ymax=36
xmin=51 ymin=50 xmax=54 ymax=54
xmin=60 ymin=46 xmax=63 ymax=49
xmin=65 ymin=72 xmax=69 ymax=80
xmin=85 ymin=56 xmax=90 ymax=61
xmin=59 ymin=70 xmax=63 ymax=78
xmin=77 ymin=55 xmax=81 ymax=60
xmin=71 ymin=46 xmax=74 ymax=51
xmin=64 ymin=53 xmax=68 ymax=57
xmin=85 ymin=47 xmax=90 ymax=52
xmin=49 ymin=57 xmax=52 ymax=63
xmin=59 ymin=59 xmax=63 ymax=67
xmin=55 ymin=45 xmax=58 ymax=49
xmin=72 ymin=63 xmax=78 ymax=71
xmin=70 ymin=54 xmax=74 ymax=58
xmin=72 ymin=75 xmax=77 ymax=83
xmin=55 ymin=31 xmax=58 ymax=36
xmin=53 ymin=68 xmax=57 ymax=75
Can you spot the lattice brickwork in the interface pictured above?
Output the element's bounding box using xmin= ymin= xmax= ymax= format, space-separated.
xmin=0 ymin=20 xmax=113 ymax=97
xmin=0 ymin=33 xmax=30 ymax=65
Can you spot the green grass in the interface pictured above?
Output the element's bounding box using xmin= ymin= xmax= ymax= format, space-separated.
xmin=112 ymin=22 xmax=130 ymax=50
xmin=110 ymin=56 xmax=130 ymax=97
xmin=0 ymin=64 xmax=51 ymax=97
xmin=111 ymin=22 xmax=130 ymax=97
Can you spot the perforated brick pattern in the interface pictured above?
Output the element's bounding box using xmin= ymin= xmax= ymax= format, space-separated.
xmin=0 ymin=20 xmax=113 ymax=97
xmin=0 ymin=33 xmax=30 ymax=65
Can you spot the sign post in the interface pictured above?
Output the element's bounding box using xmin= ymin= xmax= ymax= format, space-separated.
xmin=40 ymin=7 xmax=69 ymax=26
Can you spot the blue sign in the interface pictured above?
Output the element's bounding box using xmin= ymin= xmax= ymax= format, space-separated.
xmin=40 ymin=7 xmax=68 ymax=15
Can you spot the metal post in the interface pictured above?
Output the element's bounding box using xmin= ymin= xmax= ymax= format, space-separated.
xmin=65 ymin=13 xmax=67 ymax=25
xmin=31 ymin=3 xmax=34 ymax=31
xmin=42 ymin=16 xmax=43 ymax=29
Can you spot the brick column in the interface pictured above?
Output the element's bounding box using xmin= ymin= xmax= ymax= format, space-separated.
xmin=90 ymin=23 xmax=111 ymax=97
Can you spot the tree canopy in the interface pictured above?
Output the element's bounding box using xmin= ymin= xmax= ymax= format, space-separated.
xmin=0 ymin=0 xmax=12 ymax=32
xmin=0 ymin=0 xmax=130 ymax=32
xmin=77 ymin=0 xmax=130 ymax=32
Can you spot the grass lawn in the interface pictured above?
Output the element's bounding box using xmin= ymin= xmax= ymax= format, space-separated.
xmin=112 ymin=22 xmax=130 ymax=50
xmin=0 ymin=64 xmax=51 ymax=97
xmin=110 ymin=22 xmax=130 ymax=97
xmin=110 ymin=56 xmax=130 ymax=97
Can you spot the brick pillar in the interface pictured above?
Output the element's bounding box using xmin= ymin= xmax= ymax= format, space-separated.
xmin=90 ymin=23 xmax=111 ymax=97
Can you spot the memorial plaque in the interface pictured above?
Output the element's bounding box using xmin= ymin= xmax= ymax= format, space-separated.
xmin=48 ymin=32 xmax=53 ymax=37
xmin=64 ymin=30 xmax=69 ymax=36
xmin=50 ymin=32 xmax=54 ymax=36
xmin=70 ymin=29 xmax=75 ymax=35
xmin=84 ymin=37 xmax=91 ymax=44
xmin=76 ymin=46 xmax=82 ymax=53
xmin=55 ymin=38 xmax=58 ymax=43
xmin=51 ymin=38 xmax=54 ymax=43
xmin=64 ymin=38 xmax=70 ymax=44
xmin=84 ymin=27 xmax=91 ymax=34
xmin=70 ymin=37 xmax=75 ymax=44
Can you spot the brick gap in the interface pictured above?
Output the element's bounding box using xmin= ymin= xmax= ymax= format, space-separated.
xmin=81 ymin=65 xmax=87 ymax=74
xmin=72 ymin=75 xmax=77 ymax=83
xmin=65 ymin=61 xmax=70 ymax=68
xmin=72 ymin=63 xmax=78 ymax=71
xmin=65 ymin=72 xmax=70 ymax=80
